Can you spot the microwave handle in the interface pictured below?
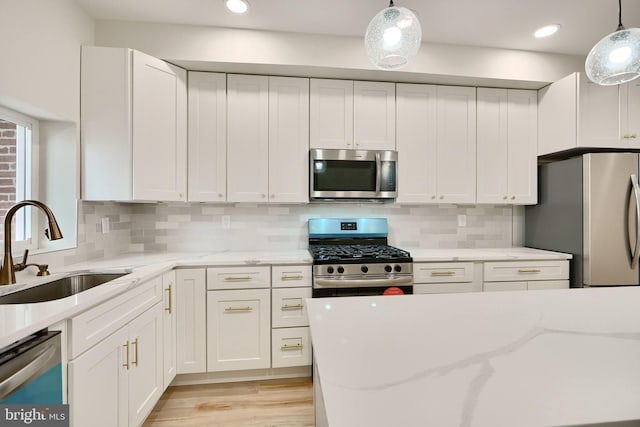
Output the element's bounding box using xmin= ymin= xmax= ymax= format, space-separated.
xmin=375 ymin=152 xmax=381 ymax=193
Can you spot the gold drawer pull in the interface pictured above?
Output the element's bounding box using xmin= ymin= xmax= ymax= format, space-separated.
xmin=165 ymin=283 xmax=172 ymax=314
xmin=224 ymin=276 xmax=252 ymax=281
xmin=431 ymin=271 xmax=455 ymax=276
xmin=518 ymin=269 xmax=541 ymax=273
xmin=281 ymin=275 xmax=304 ymax=281
xmin=123 ymin=341 xmax=130 ymax=370
xmin=225 ymin=306 xmax=253 ymax=312
xmin=281 ymin=343 xmax=303 ymax=351
xmin=281 ymin=303 xmax=304 ymax=310
xmin=132 ymin=338 xmax=139 ymax=367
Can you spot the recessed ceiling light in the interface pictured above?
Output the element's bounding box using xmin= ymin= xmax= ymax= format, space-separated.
xmin=226 ymin=0 xmax=249 ymax=14
xmin=534 ymin=24 xmax=561 ymax=38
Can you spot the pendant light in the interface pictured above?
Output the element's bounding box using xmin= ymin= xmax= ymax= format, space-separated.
xmin=585 ymin=0 xmax=640 ymax=85
xmin=365 ymin=1 xmax=422 ymax=71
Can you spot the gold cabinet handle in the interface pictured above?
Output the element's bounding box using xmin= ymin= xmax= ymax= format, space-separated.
xmin=225 ymin=306 xmax=253 ymax=312
xmin=518 ymin=269 xmax=541 ymax=273
xmin=632 ymin=134 xmax=638 ymax=139
xmin=281 ymin=343 xmax=303 ymax=351
xmin=218 ymin=193 xmax=223 ymax=198
xmin=165 ymin=283 xmax=172 ymax=314
xmin=503 ymin=196 xmax=508 ymax=200
xmin=132 ymin=338 xmax=139 ymax=367
xmin=224 ymin=276 xmax=252 ymax=281
xmin=431 ymin=271 xmax=455 ymax=276
xmin=281 ymin=303 xmax=304 ymax=311
xmin=439 ymin=195 xmax=444 ymax=200
xmin=123 ymin=341 xmax=130 ymax=370
xmin=511 ymin=196 xmax=516 ymax=200
xmin=281 ymin=275 xmax=303 ymax=281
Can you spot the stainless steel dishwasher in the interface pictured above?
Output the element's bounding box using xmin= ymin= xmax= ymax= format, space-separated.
xmin=0 ymin=329 xmax=63 ymax=404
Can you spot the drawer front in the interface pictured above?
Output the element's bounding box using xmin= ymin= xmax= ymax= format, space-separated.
xmin=527 ymin=280 xmax=570 ymax=290
xmin=272 ymin=327 xmax=311 ymax=368
xmin=414 ymin=281 xmax=482 ymax=294
xmin=70 ymin=275 xmax=163 ymax=358
xmin=272 ymin=265 xmax=312 ymax=288
xmin=484 ymin=281 xmax=528 ymax=292
xmin=207 ymin=266 xmax=271 ymax=290
xmin=414 ymin=262 xmax=474 ymax=283
xmin=272 ymin=287 xmax=311 ymax=328
xmin=484 ymin=261 xmax=569 ymax=282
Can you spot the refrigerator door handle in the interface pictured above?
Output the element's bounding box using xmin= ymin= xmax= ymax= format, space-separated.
xmin=630 ymin=174 xmax=640 ymax=269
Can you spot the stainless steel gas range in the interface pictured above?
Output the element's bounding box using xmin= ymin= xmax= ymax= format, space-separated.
xmin=308 ymin=218 xmax=413 ymax=297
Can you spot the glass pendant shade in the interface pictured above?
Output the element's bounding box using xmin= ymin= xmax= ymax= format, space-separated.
xmin=365 ymin=3 xmax=422 ymax=70
xmin=585 ymin=27 xmax=640 ymax=85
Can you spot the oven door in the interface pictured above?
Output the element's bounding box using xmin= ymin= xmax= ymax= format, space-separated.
xmin=312 ymin=275 xmax=413 ymax=297
xmin=310 ymin=149 xmax=397 ymax=200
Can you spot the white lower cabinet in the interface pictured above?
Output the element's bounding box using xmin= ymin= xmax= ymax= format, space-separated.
xmin=413 ymin=262 xmax=482 ymax=294
xmin=207 ymin=288 xmax=271 ymax=371
xmin=483 ymin=260 xmax=570 ymax=292
xmin=161 ymin=270 xmax=177 ymax=388
xmin=69 ymin=302 xmax=163 ymax=427
xmin=176 ymin=269 xmax=207 ymax=374
xmin=272 ymin=327 xmax=311 ymax=368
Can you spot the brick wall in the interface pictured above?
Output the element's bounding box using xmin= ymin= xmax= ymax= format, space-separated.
xmin=0 ymin=120 xmax=17 ymax=242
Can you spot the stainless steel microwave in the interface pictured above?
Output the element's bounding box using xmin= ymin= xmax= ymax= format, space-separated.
xmin=309 ymin=149 xmax=398 ymax=200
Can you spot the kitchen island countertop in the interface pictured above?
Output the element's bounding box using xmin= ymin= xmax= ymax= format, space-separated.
xmin=308 ymin=287 xmax=640 ymax=427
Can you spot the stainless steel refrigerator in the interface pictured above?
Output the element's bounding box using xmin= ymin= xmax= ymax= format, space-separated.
xmin=525 ymin=152 xmax=640 ymax=287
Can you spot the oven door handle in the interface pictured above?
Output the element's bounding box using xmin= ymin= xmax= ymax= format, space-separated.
xmin=314 ymin=276 xmax=412 ymax=288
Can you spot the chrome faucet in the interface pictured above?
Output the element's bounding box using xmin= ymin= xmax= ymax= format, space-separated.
xmin=0 ymin=200 xmax=63 ymax=285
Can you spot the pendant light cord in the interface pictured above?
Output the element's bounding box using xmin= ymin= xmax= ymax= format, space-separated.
xmin=617 ymin=0 xmax=624 ymax=30
xmin=389 ymin=0 xmax=394 ymax=7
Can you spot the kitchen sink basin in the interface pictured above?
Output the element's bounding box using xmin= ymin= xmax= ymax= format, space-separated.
xmin=0 ymin=272 xmax=129 ymax=304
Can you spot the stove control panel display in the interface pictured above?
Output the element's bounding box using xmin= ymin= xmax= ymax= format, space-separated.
xmin=340 ymin=222 xmax=357 ymax=231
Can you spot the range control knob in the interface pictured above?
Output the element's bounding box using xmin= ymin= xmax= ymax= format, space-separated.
xmin=327 ymin=266 xmax=334 ymax=274
xmin=384 ymin=265 xmax=393 ymax=273
xmin=361 ymin=266 xmax=369 ymax=273
xmin=337 ymin=266 xmax=345 ymax=274
xmin=394 ymin=265 xmax=402 ymax=273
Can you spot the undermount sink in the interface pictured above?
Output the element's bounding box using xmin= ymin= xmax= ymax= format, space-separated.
xmin=0 ymin=272 xmax=129 ymax=304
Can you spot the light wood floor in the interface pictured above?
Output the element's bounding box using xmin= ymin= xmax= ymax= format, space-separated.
xmin=142 ymin=377 xmax=314 ymax=427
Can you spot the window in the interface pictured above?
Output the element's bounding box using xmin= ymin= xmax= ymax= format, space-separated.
xmin=0 ymin=106 xmax=38 ymax=253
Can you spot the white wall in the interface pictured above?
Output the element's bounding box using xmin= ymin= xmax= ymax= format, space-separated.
xmin=94 ymin=20 xmax=584 ymax=89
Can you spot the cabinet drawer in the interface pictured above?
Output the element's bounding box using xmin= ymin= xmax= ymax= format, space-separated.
xmin=484 ymin=261 xmax=569 ymax=282
xmin=271 ymin=265 xmax=312 ymax=288
xmin=414 ymin=281 xmax=482 ymax=294
xmin=414 ymin=262 xmax=474 ymax=283
xmin=527 ymin=280 xmax=569 ymax=290
xmin=272 ymin=327 xmax=311 ymax=368
xmin=70 ymin=275 xmax=163 ymax=358
xmin=272 ymin=288 xmax=311 ymax=328
xmin=207 ymin=266 xmax=270 ymax=290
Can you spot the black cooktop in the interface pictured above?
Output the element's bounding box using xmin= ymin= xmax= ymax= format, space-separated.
xmin=309 ymin=244 xmax=412 ymax=264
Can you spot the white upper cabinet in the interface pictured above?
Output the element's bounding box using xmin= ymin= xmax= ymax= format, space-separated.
xmin=81 ymin=46 xmax=187 ymax=202
xmin=187 ymin=72 xmax=227 ymax=202
xmin=539 ymin=72 xmax=640 ymax=155
xmin=226 ymin=74 xmax=270 ymax=202
xmin=396 ymin=84 xmax=476 ymax=204
xmin=268 ymin=76 xmax=310 ymax=203
xmin=310 ymin=79 xmax=395 ymax=150
xmin=477 ymin=88 xmax=537 ymax=204
xmin=226 ymin=74 xmax=310 ymax=203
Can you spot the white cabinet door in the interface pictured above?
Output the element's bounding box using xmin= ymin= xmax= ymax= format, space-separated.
xmin=353 ymin=81 xmax=395 ymax=150
xmin=578 ymin=78 xmax=625 ymax=149
xmin=161 ymin=270 xmax=177 ymax=389
xmin=435 ymin=86 xmax=477 ymax=203
xmin=268 ymin=76 xmax=310 ymax=203
xmin=272 ymin=327 xmax=312 ymax=368
xmin=537 ymin=72 xmax=578 ymax=156
xmin=622 ymin=79 xmax=640 ymax=146
xmin=69 ymin=326 xmax=129 ymax=427
xmin=132 ymin=50 xmax=187 ymax=201
xmin=187 ymin=71 xmax=227 ymax=202
xmin=207 ymin=289 xmax=271 ymax=372
xmin=309 ymin=79 xmax=354 ymax=149
xmin=227 ymin=74 xmax=269 ymax=202
xmin=128 ymin=303 xmax=163 ymax=427
xmin=396 ymin=83 xmax=438 ymax=203
xmin=477 ymin=88 xmax=508 ymax=204
xmin=477 ymin=89 xmax=537 ymax=204
xmin=176 ymin=269 xmax=207 ymax=374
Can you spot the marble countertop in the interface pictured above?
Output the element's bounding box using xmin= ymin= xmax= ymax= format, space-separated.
xmin=408 ymin=247 xmax=572 ymax=262
xmin=0 ymin=247 xmax=569 ymax=351
xmin=307 ymin=288 xmax=640 ymax=427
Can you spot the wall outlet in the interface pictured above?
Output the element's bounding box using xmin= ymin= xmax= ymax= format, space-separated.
xmin=101 ymin=217 xmax=110 ymax=234
xmin=457 ymin=214 xmax=467 ymax=227
xmin=221 ymin=215 xmax=231 ymax=229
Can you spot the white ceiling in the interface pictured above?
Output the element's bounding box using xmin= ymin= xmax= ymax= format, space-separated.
xmin=73 ymin=0 xmax=640 ymax=56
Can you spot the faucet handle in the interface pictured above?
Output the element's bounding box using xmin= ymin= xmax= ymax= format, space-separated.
xmin=36 ymin=264 xmax=50 ymax=276
xmin=13 ymin=249 xmax=29 ymax=271
xmin=21 ymin=249 xmax=29 ymax=265
xmin=44 ymin=229 xmax=49 ymax=239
